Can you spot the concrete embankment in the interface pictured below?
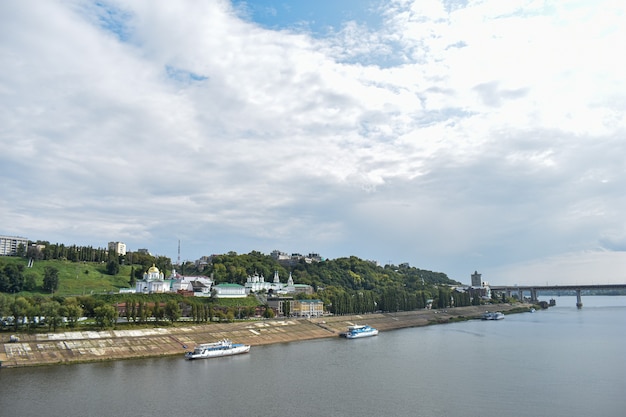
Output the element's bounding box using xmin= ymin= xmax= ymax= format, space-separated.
xmin=0 ymin=304 xmax=529 ymax=368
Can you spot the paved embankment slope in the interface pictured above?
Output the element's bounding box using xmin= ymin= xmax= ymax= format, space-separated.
xmin=0 ymin=304 xmax=529 ymax=368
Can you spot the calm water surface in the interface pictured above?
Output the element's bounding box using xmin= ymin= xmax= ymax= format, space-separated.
xmin=1 ymin=296 xmax=625 ymax=417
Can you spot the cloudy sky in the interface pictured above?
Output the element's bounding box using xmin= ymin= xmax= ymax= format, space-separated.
xmin=2 ymin=0 xmax=625 ymax=285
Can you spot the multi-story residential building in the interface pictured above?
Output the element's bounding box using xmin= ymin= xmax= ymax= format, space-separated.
xmin=0 ymin=235 xmax=29 ymax=256
xmin=108 ymin=241 xmax=127 ymax=256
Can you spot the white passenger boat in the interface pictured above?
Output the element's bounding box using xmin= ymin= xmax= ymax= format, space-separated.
xmin=185 ymin=339 xmax=250 ymax=360
xmin=481 ymin=311 xmax=505 ymax=320
xmin=341 ymin=324 xmax=379 ymax=339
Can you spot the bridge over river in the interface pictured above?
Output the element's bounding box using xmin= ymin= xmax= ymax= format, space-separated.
xmin=489 ymin=284 xmax=626 ymax=308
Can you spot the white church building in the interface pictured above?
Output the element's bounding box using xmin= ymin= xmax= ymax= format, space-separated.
xmin=135 ymin=264 xmax=170 ymax=293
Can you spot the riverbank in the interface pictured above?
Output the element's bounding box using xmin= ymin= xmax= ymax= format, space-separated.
xmin=0 ymin=304 xmax=531 ymax=368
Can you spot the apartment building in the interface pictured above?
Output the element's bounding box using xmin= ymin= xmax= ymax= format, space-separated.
xmin=0 ymin=235 xmax=29 ymax=256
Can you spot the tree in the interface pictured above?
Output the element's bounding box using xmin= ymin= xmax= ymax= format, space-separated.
xmin=129 ymin=267 xmax=136 ymax=287
xmin=94 ymin=305 xmax=117 ymax=329
xmin=106 ymin=260 xmax=120 ymax=276
xmin=0 ymin=269 xmax=9 ymax=293
xmin=16 ymin=243 xmax=26 ymax=257
xmin=42 ymin=300 xmax=62 ymax=331
xmin=2 ymin=263 xmax=25 ymax=293
xmin=153 ymin=302 xmax=164 ymax=323
xmin=0 ymin=293 xmax=9 ymax=318
xmin=130 ymin=300 xmax=137 ymax=323
xmin=263 ymin=305 xmax=275 ymax=318
xmin=225 ymin=310 xmax=235 ymax=322
xmin=26 ymin=302 xmax=41 ymax=331
xmin=64 ymin=298 xmax=83 ymax=328
xmin=10 ymin=297 xmax=32 ymax=331
xmin=137 ymin=301 xmax=150 ymax=324
xmin=23 ymin=272 xmax=38 ymax=291
xmin=43 ymin=266 xmax=60 ymax=293
xmin=164 ymin=300 xmax=181 ymax=323
xmin=124 ymin=298 xmax=133 ymax=323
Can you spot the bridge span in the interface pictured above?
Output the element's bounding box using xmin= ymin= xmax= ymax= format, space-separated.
xmin=489 ymin=284 xmax=626 ymax=308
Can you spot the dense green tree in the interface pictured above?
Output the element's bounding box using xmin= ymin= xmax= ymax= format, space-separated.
xmin=23 ymin=271 xmax=38 ymax=291
xmin=106 ymin=260 xmax=120 ymax=275
xmin=94 ymin=304 xmax=117 ymax=329
xmin=164 ymin=300 xmax=181 ymax=323
xmin=16 ymin=243 xmax=27 ymax=257
xmin=10 ymin=296 xmax=31 ymax=331
xmin=64 ymin=298 xmax=83 ymax=328
xmin=129 ymin=267 xmax=136 ymax=287
xmin=153 ymin=302 xmax=164 ymax=323
xmin=137 ymin=301 xmax=150 ymax=324
xmin=41 ymin=300 xmax=63 ymax=331
xmin=43 ymin=266 xmax=60 ymax=293
xmin=24 ymin=302 xmax=40 ymax=331
xmin=0 ymin=293 xmax=9 ymax=318
xmin=124 ymin=299 xmax=133 ymax=323
xmin=77 ymin=295 xmax=102 ymax=318
xmin=1 ymin=263 xmax=25 ymax=293
xmin=130 ymin=300 xmax=137 ymax=323
xmin=263 ymin=305 xmax=275 ymax=318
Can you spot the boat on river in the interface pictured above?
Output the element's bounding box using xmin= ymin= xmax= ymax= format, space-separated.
xmin=185 ymin=339 xmax=250 ymax=360
xmin=482 ymin=311 xmax=505 ymax=320
xmin=341 ymin=324 xmax=379 ymax=339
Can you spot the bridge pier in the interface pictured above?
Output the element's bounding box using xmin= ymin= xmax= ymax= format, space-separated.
xmin=576 ymin=289 xmax=583 ymax=309
xmin=530 ymin=288 xmax=538 ymax=303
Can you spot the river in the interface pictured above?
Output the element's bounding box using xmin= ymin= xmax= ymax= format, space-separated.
xmin=1 ymin=296 xmax=625 ymax=417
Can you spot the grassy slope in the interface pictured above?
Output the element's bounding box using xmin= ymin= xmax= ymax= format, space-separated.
xmin=2 ymin=256 xmax=136 ymax=297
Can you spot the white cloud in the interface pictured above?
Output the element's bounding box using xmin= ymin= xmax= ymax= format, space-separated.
xmin=1 ymin=0 xmax=625 ymax=284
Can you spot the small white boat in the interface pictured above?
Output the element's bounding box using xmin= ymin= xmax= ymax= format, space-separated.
xmin=341 ymin=324 xmax=379 ymax=339
xmin=185 ymin=339 xmax=250 ymax=360
xmin=482 ymin=311 xmax=505 ymax=320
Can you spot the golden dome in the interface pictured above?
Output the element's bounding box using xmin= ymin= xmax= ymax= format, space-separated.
xmin=147 ymin=264 xmax=159 ymax=273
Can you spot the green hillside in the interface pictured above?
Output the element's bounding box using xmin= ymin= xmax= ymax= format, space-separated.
xmin=0 ymin=257 xmax=135 ymax=296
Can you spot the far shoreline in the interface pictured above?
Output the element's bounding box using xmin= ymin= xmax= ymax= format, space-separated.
xmin=1 ymin=303 xmax=533 ymax=369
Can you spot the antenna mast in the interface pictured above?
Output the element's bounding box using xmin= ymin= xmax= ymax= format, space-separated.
xmin=177 ymin=239 xmax=181 ymax=266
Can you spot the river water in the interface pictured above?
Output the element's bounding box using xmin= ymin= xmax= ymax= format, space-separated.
xmin=1 ymin=296 xmax=625 ymax=417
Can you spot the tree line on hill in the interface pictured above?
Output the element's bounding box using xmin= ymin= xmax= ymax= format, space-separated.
xmin=190 ymin=251 xmax=468 ymax=314
xmin=23 ymin=240 xmax=172 ymax=275
xmin=2 ymin=245 xmax=479 ymax=327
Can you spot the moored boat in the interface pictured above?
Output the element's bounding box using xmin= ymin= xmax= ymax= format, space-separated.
xmin=341 ymin=324 xmax=379 ymax=339
xmin=482 ymin=311 xmax=505 ymax=320
xmin=185 ymin=339 xmax=250 ymax=360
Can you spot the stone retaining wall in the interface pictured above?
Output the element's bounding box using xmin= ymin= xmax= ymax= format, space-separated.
xmin=1 ymin=304 xmax=528 ymax=368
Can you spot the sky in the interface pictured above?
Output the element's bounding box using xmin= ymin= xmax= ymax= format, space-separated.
xmin=1 ymin=0 xmax=626 ymax=286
